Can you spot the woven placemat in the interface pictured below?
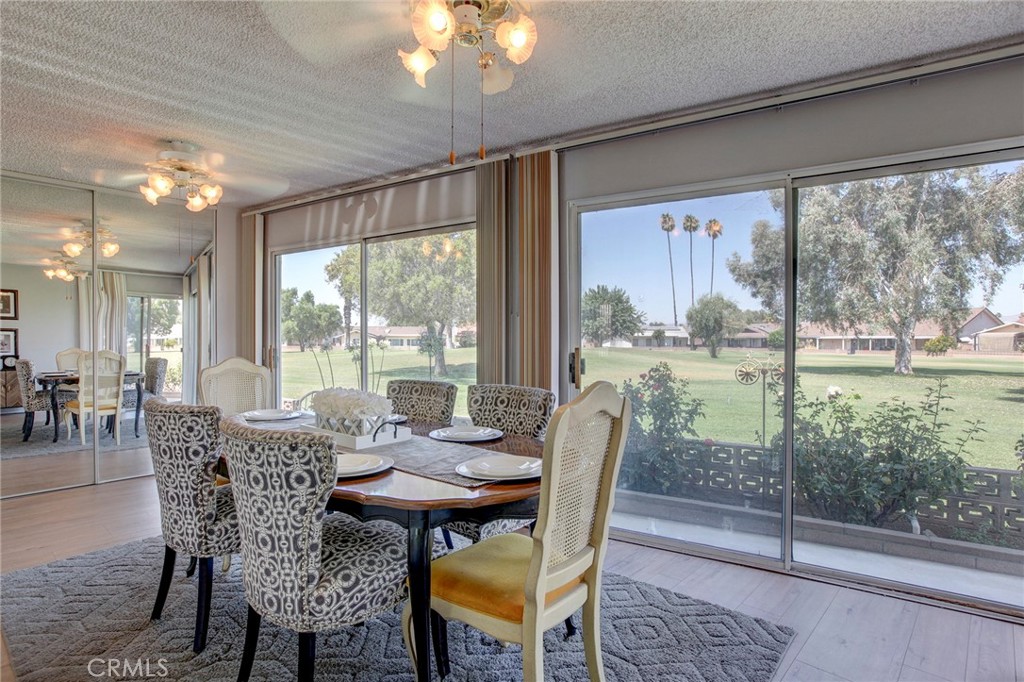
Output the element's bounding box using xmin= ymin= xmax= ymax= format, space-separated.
xmin=357 ymin=435 xmax=512 ymax=487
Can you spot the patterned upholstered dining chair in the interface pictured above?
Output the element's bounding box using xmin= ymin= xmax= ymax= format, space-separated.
xmin=221 ymin=417 xmax=429 ymax=682
xmin=403 ymin=381 xmax=631 ymax=682
xmin=443 ymin=383 xmax=558 ymax=545
xmin=14 ymin=359 xmax=53 ymax=441
xmin=386 ymin=379 xmax=458 ymax=424
xmin=144 ymin=399 xmax=241 ymax=654
xmin=198 ymin=357 xmax=271 ymax=417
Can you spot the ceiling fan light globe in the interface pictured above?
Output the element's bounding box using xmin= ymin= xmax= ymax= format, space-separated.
xmin=43 ymin=269 xmax=56 ymax=279
xmin=199 ymin=183 xmax=223 ymax=205
xmin=502 ymin=15 xmax=536 ymax=64
xmin=101 ymin=242 xmax=120 ymax=258
xmin=186 ymin=193 xmax=208 ymax=212
xmin=399 ymin=46 xmax=437 ymax=87
xmin=481 ymin=62 xmax=513 ymax=94
xmin=412 ymin=0 xmax=454 ymax=51
xmin=62 ymin=241 xmax=84 ymax=258
xmin=139 ymin=184 xmax=161 ymax=206
xmin=147 ymin=172 xmax=175 ymax=196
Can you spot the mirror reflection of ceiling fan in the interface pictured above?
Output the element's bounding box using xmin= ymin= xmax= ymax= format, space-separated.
xmin=94 ymin=138 xmax=290 ymax=209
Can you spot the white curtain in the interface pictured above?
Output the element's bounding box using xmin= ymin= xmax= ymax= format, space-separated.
xmin=77 ymin=276 xmax=92 ymax=349
xmin=96 ymin=271 xmax=127 ymax=355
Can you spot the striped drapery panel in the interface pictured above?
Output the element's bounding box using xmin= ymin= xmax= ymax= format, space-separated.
xmin=516 ymin=151 xmax=555 ymax=390
xmin=475 ymin=159 xmax=508 ymax=384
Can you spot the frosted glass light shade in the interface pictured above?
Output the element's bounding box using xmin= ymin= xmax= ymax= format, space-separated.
xmin=185 ymin=193 xmax=208 ymax=213
xmin=481 ymin=62 xmax=514 ymax=94
xmin=412 ymin=0 xmax=454 ymax=51
xmin=100 ymin=242 xmax=120 ymax=258
xmin=495 ymin=15 xmax=536 ymax=64
xmin=139 ymin=184 xmax=160 ymax=205
xmin=398 ymin=45 xmax=437 ymax=88
xmin=199 ymin=183 xmax=223 ymax=205
xmin=147 ymin=172 xmax=175 ymax=196
xmin=62 ymin=241 xmax=85 ymax=258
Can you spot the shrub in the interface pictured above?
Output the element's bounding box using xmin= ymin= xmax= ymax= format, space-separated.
xmin=618 ymin=362 xmax=705 ymax=494
xmin=775 ymin=377 xmax=979 ymax=528
xmin=767 ymin=328 xmax=786 ymax=350
xmin=164 ymin=363 xmax=182 ymax=392
xmin=923 ymin=334 xmax=957 ymax=356
xmin=455 ymin=330 xmax=476 ymax=348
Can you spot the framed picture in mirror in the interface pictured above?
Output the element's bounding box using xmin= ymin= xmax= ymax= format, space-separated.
xmin=0 ymin=328 xmax=17 ymax=356
xmin=0 ymin=289 xmax=17 ymax=320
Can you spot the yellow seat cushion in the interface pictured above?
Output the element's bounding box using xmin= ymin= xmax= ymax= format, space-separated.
xmin=64 ymin=399 xmax=119 ymax=411
xmin=430 ymin=533 xmax=582 ymax=623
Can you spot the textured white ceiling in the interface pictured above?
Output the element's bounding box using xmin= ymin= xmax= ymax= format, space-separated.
xmin=1 ymin=1 xmax=1023 ymax=215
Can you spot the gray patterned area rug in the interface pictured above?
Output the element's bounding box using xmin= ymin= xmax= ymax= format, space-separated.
xmin=1 ymin=536 xmax=794 ymax=681
xmin=0 ymin=414 xmax=147 ymax=459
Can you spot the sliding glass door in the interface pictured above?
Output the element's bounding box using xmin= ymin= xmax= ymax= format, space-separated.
xmin=273 ymin=225 xmax=476 ymax=416
xmin=571 ymin=185 xmax=787 ymax=559
xmin=567 ymin=154 xmax=1024 ymax=610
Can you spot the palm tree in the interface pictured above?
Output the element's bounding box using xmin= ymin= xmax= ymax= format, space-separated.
xmin=681 ymin=214 xmax=700 ymax=306
xmin=659 ymin=213 xmax=679 ymax=326
xmin=704 ymin=218 xmax=724 ymax=295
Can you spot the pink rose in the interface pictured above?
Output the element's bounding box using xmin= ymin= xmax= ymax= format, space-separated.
xmin=703 ymin=438 xmax=715 ymax=447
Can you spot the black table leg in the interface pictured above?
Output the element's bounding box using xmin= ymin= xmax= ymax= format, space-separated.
xmin=134 ymin=379 xmax=142 ymax=437
xmin=50 ymin=382 xmax=60 ymax=443
xmin=408 ymin=512 xmax=432 ymax=682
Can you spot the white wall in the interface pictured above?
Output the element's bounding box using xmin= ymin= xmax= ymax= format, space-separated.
xmin=0 ymin=263 xmax=80 ymax=370
xmin=214 ymin=206 xmax=244 ymax=362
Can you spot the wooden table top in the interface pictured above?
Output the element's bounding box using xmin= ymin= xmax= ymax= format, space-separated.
xmin=246 ymin=415 xmax=544 ymax=512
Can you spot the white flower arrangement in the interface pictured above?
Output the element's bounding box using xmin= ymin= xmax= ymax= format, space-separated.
xmin=826 ymin=385 xmax=843 ymax=401
xmin=311 ymin=388 xmax=392 ymax=420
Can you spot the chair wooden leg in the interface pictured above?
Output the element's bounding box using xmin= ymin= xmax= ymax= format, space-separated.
xmin=564 ymin=615 xmax=578 ymax=639
xmin=582 ymin=596 xmax=605 ymax=682
xmin=193 ymin=557 xmax=214 ymax=653
xmin=297 ymin=632 xmax=316 ymax=682
xmin=430 ymin=610 xmax=450 ymax=679
xmin=236 ymin=605 xmax=261 ymax=682
xmin=522 ymin=629 xmax=544 ymax=682
xmin=441 ymin=527 xmax=455 ymax=550
xmin=21 ymin=412 xmax=34 ymax=441
xmin=185 ymin=556 xmax=198 ymax=577
xmin=400 ymin=602 xmax=417 ymax=671
xmin=150 ymin=545 xmax=176 ymax=620
xmin=44 ymin=410 xmax=50 ymax=426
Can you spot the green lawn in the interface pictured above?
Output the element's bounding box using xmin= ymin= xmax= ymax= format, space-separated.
xmin=281 ymin=347 xmax=1023 ymax=470
xmin=581 ymin=347 xmax=1022 ymax=470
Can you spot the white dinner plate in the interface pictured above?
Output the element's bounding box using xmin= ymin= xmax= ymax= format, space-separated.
xmin=456 ymin=454 xmax=542 ymax=481
xmin=335 ymin=453 xmax=394 ymax=478
xmin=241 ymin=409 xmax=304 ymax=421
xmin=387 ymin=414 xmax=408 ymax=424
xmin=428 ymin=425 xmax=503 ymax=442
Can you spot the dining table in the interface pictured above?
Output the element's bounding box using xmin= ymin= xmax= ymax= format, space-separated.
xmin=244 ymin=413 xmax=544 ymax=682
xmin=34 ymin=370 xmax=144 ymax=442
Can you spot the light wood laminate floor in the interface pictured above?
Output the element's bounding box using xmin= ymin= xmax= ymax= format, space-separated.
xmin=1 ymin=477 xmax=1021 ymax=682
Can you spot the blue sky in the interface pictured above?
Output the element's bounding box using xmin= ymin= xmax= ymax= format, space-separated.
xmin=283 ymin=166 xmax=1024 ymax=326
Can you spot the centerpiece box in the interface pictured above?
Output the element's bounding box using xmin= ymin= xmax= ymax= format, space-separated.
xmin=305 ymin=387 xmax=412 ymax=451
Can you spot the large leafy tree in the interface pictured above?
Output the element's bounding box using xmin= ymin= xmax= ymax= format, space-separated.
xmin=323 ymin=245 xmax=361 ymax=348
xmin=581 ymin=285 xmax=645 ymax=347
xmin=282 ymin=290 xmax=342 ymax=352
xmin=126 ymin=298 xmax=180 ymax=349
xmin=330 ymin=232 xmax=475 ymax=377
xmin=685 ymin=293 xmax=742 ymax=358
xmin=727 ymin=165 xmax=1024 ymax=374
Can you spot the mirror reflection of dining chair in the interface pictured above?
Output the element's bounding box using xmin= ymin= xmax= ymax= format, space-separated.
xmin=63 ymin=351 xmax=126 ymax=445
xmin=121 ymin=356 xmax=168 ymax=416
xmin=54 ymin=346 xmax=85 ymax=419
xmin=198 ymin=357 xmax=271 ymax=417
xmin=14 ymin=359 xmax=53 ymax=442
xmin=402 ymin=381 xmax=631 ymax=682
